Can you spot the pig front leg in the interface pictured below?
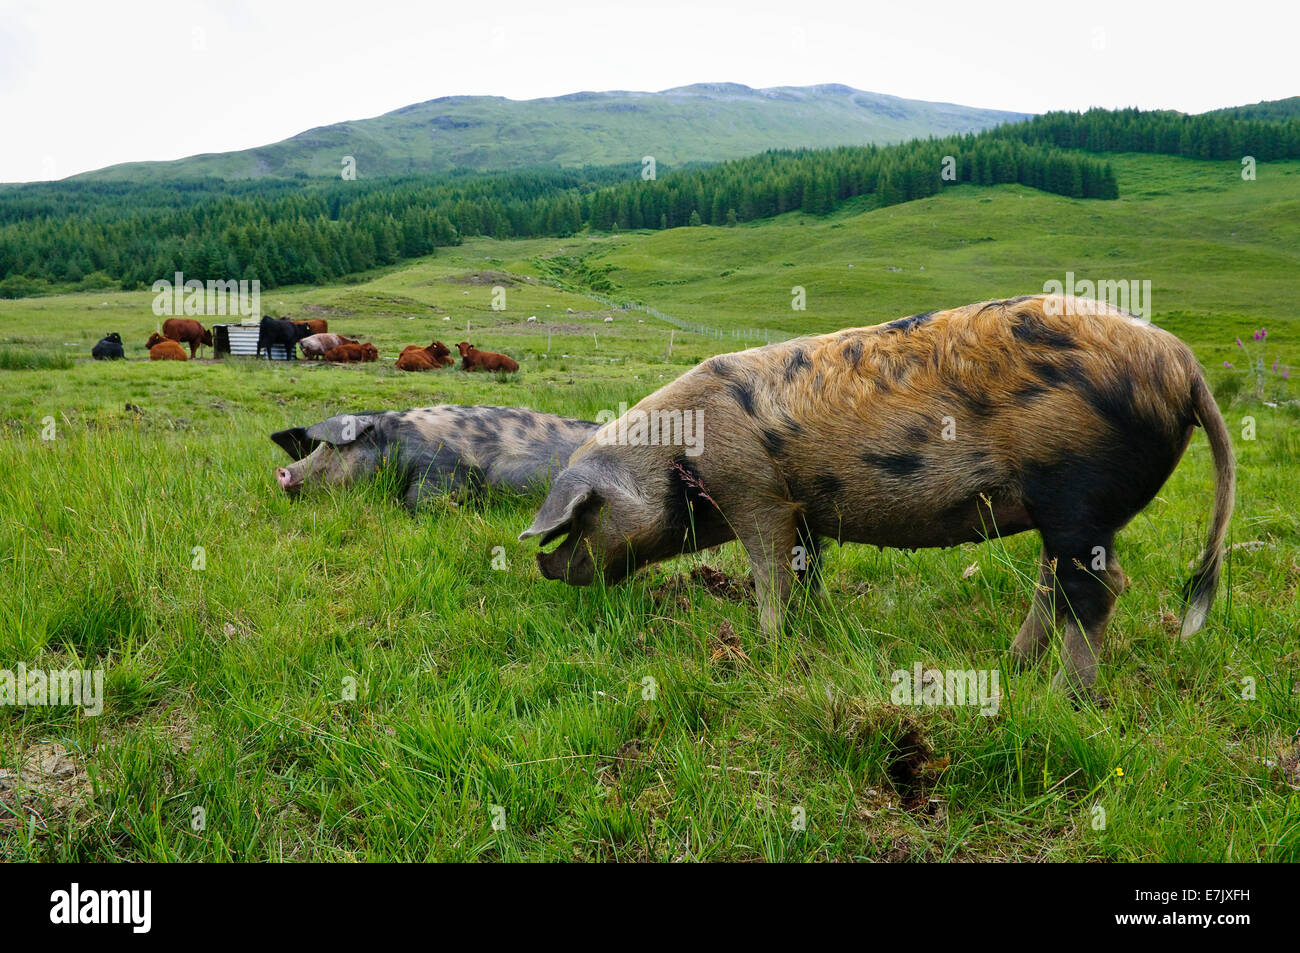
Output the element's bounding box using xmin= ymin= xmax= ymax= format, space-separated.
xmin=735 ymin=509 xmax=799 ymax=639
xmin=1010 ymin=552 xmax=1055 ymax=664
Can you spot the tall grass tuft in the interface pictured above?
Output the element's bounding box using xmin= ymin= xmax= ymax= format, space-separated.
xmin=0 ymin=346 xmax=73 ymax=370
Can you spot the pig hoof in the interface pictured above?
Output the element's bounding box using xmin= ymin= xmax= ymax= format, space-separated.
xmin=1071 ymin=687 xmax=1109 ymax=710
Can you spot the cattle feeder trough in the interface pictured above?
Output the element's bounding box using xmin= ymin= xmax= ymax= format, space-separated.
xmin=213 ymin=322 xmax=293 ymax=360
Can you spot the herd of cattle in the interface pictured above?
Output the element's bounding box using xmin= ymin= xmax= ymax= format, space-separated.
xmin=262 ymin=294 xmax=1236 ymax=702
xmin=90 ymin=316 xmax=518 ymax=372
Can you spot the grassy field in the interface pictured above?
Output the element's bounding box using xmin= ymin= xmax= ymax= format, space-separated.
xmin=1 ymin=154 xmax=1297 ymax=861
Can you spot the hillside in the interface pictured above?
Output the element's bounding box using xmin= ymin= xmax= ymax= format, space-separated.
xmin=70 ymin=83 xmax=1029 ymax=182
xmin=1203 ymin=96 xmax=1300 ymax=122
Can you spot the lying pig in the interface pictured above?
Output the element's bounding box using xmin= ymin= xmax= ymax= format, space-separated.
xmin=299 ymin=333 xmax=357 ymax=359
xmin=521 ymin=295 xmax=1235 ymax=700
xmin=271 ymin=405 xmax=600 ymax=509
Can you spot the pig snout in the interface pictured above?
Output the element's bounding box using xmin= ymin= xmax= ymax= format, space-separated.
xmin=536 ymin=536 xmax=596 ymax=586
xmin=276 ymin=467 xmax=302 ymax=495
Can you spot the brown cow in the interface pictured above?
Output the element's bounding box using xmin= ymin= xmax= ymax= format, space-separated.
xmin=161 ymin=318 xmax=213 ymax=358
xmin=149 ymin=339 xmax=188 ymax=361
xmin=456 ymin=342 xmax=519 ymax=373
xmin=145 ymin=332 xmax=166 ymax=349
xmin=396 ymin=340 xmax=455 ymax=372
xmin=295 ymin=319 xmax=328 ymax=336
xmin=324 ymin=342 xmax=379 ymax=363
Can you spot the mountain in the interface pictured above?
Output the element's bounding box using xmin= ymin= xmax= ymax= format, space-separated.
xmin=1202 ymin=96 xmax=1300 ymax=122
xmin=73 ymin=83 xmax=1030 ymax=182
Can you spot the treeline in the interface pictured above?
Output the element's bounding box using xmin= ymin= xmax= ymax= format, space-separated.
xmin=587 ymin=137 xmax=1116 ymax=230
xmin=0 ymin=167 xmax=632 ymax=294
xmin=992 ymin=107 xmax=1300 ymax=161
xmin=1 ymin=105 xmax=1292 ymax=295
xmin=0 ymin=140 xmax=1110 ymax=294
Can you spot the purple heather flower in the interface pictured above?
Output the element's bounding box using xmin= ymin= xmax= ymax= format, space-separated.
xmin=1236 ymin=337 xmax=1244 ymax=348
xmin=1224 ymin=361 xmax=1233 ymax=368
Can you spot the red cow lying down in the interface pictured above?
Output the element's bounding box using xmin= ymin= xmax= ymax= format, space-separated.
xmin=324 ymin=342 xmax=378 ymax=363
xmin=149 ymin=339 xmax=188 ymax=361
xmin=396 ymin=340 xmax=455 ymax=371
xmin=456 ymin=341 xmax=519 ymax=373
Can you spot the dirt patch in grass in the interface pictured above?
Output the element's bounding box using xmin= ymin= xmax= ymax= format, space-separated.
xmin=650 ymin=564 xmax=752 ymax=612
xmin=694 ymin=565 xmax=752 ymax=603
xmin=298 ymin=303 xmax=357 ymax=318
xmin=0 ymin=742 xmax=95 ymax=836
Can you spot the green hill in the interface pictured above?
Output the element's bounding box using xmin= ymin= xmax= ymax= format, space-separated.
xmin=70 ymin=83 xmax=1029 ymax=182
xmin=1203 ymin=96 xmax=1300 ymax=122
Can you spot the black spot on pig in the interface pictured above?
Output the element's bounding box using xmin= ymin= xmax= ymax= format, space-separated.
xmin=842 ymin=340 xmax=864 ymax=367
xmin=784 ymin=348 xmax=811 ymax=381
xmin=945 ymin=379 xmax=993 ymax=416
xmin=1013 ymin=382 xmax=1049 ymax=402
xmin=884 ymin=311 xmax=934 ymax=333
xmin=861 ymin=451 xmax=926 ymax=478
xmin=978 ymin=295 xmax=1034 ymax=315
xmin=760 ymin=428 xmax=786 ymax=456
xmin=1012 ymin=311 xmax=1076 ymax=349
xmin=726 ymin=380 xmax=757 ymax=416
xmin=708 ymin=357 xmax=738 ymax=379
xmin=1028 ymin=354 xmax=1086 ymax=390
xmin=811 ymin=472 xmax=845 ymax=503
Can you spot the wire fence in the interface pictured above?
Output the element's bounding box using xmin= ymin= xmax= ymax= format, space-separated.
xmin=573 ymin=290 xmax=801 ymax=346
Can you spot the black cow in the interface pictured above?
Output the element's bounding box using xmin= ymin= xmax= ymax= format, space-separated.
xmin=256 ymin=317 xmax=311 ymax=360
xmin=92 ymin=333 xmax=125 ymax=360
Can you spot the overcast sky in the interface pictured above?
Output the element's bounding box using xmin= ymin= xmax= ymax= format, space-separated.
xmin=2 ymin=0 xmax=1296 ymax=182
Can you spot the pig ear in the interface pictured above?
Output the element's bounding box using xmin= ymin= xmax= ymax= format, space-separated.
xmin=270 ymin=427 xmax=320 ymax=461
xmin=305 ymin=414 xmax=375 ymax=446
xmin=519 ymin=477 xmax=597 ymax=543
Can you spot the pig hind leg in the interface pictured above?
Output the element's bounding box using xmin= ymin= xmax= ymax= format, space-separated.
xmin=1037 ymin=531 xmax=1127 ymax=703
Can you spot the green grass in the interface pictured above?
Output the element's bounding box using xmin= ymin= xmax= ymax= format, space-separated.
xmin=1 ymin=153 xmax=1297 ymax=861
xmin=0 ymin=347 xmax=73 ymax=371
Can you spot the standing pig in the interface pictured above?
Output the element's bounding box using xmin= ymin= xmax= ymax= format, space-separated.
xmin=271 ymin=405 xmax=600 ymax=509
xmin=520 ymin=295 xmax=1235 ymax=700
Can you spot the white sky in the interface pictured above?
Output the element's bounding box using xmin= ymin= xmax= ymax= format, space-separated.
xmin=2 ymin=0 xmax=1296 ymax=182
